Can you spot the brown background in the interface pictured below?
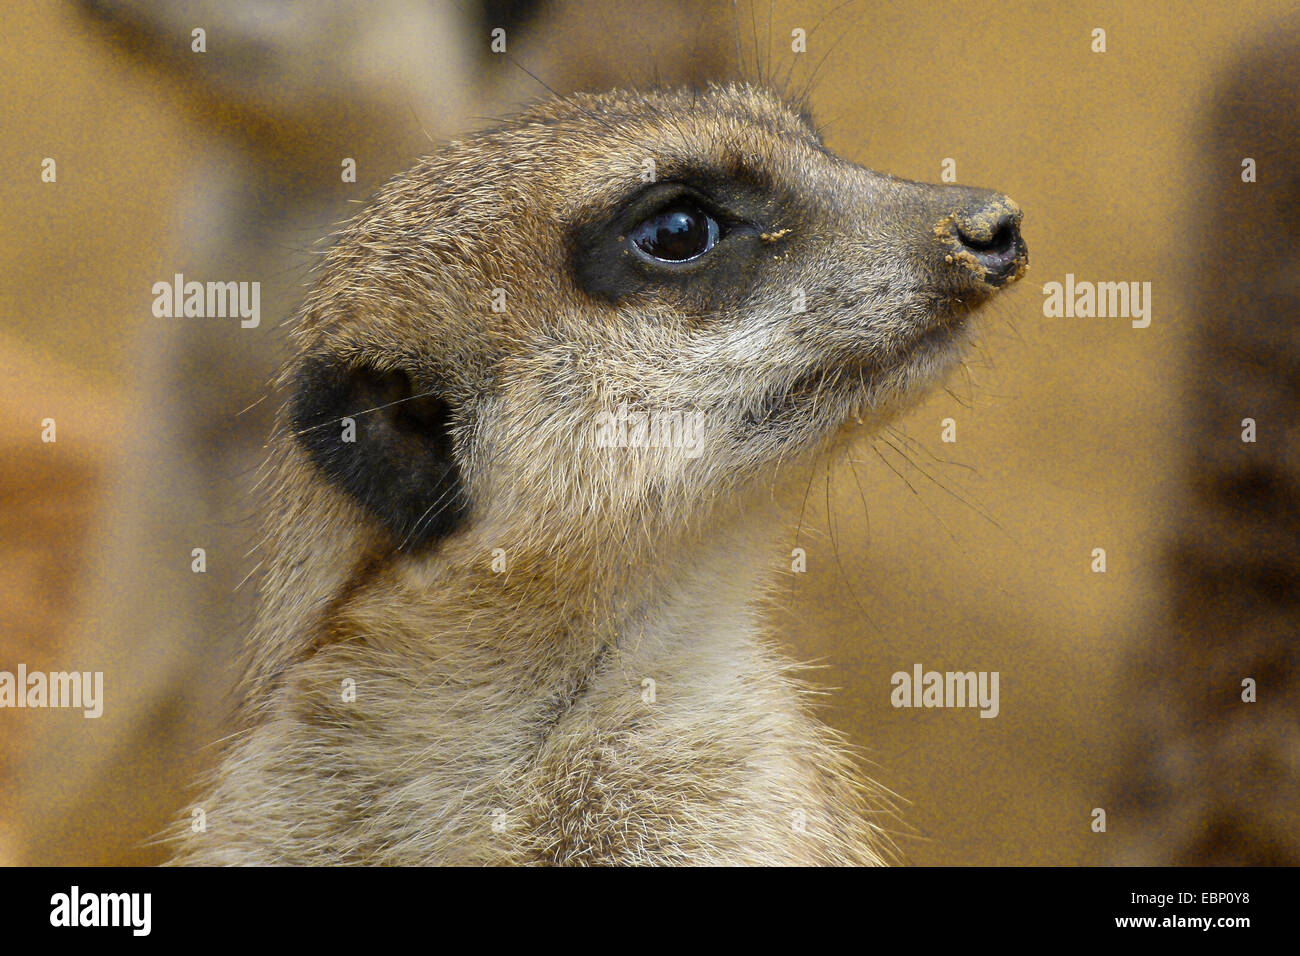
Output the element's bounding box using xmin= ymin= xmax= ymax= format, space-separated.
xmin=1 ymin=0 xmax=1293 ymax=865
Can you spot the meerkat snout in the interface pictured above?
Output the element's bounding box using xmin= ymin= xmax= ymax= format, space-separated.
xmin=938 ymin=193 xmax=1028 ymax=287
xmin=177 ymin=83 xmax=1028 ymax=865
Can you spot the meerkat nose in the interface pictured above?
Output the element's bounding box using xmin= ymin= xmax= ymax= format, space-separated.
xmin=942 ymin=195 xmax=1028 ymax=286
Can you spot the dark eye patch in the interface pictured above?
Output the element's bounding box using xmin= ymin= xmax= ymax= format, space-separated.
xmin=569 ymin=176 xmax=778 ymax=312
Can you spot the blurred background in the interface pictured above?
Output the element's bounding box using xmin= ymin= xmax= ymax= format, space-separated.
xmin=1 ymin=0 xmax=1296 ymax=866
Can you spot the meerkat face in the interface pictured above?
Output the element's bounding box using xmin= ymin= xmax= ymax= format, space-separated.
xmin=288 ymin=84 xmax=1026 ymax=552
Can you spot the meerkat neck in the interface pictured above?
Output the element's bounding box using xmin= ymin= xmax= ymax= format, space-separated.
xmin=394 ymin=496 xmax=779 ymax=676
xmin=186 ymin=490 xmax=889 ymax=865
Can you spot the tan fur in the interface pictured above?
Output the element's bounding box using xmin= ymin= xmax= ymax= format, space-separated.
xmin=171 ymin=84 xmax=1024 ymax=865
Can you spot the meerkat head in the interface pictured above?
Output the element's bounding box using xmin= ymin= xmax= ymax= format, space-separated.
xmin=286 ymin=84 xmax=1026 ymax=559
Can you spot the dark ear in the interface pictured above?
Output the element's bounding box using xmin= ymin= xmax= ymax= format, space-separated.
xmin=289 ymin=355 xmax=467 ymax=550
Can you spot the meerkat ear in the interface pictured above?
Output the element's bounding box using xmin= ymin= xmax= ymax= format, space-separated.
xmin=289 ymin=355 xmax=467 ymax=550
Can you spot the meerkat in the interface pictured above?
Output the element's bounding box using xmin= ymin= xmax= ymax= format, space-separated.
xmin=1115 ymin=36 xmax=1300 ymax=865
xmin=172 ymin=83 xmax=1026 ymax=865
xmin=11 ymin=0 xmax=730 ymax=868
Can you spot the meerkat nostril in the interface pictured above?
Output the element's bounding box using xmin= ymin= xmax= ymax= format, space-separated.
xmin=961 ymin=221 xmax=1015 ymax=255
xmin=945 ymin=196 xmax=1027 ymax=283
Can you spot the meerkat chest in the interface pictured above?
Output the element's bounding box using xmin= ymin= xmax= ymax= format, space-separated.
xmin=491 ymin=560 xmax=848 ymax=864
xmin=192 ymin=542 xmax=879 ymax=864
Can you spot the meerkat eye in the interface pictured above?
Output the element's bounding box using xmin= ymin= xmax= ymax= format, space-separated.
xmin=629 ymin=201 xmax=722 ymax=263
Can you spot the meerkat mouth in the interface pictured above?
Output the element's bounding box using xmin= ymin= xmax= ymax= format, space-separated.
xmin=905 ymin=299 xmax=977 ymax=357
xmin=742 ymin=298 xmax=977 ymax=434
